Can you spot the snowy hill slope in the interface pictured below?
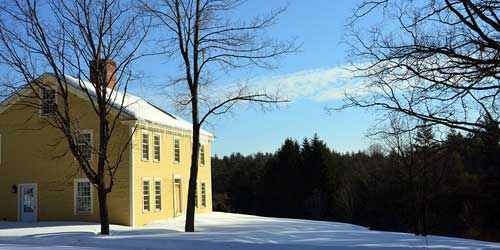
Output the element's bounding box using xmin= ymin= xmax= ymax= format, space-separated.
xmin=0 ymin=212 xmax=499 ymax=250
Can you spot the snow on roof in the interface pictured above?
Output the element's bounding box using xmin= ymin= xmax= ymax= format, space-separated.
xmin=48 ymin=73 xmax=213 ymax=137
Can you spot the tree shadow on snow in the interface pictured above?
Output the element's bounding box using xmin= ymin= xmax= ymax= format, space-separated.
xmin=1 ymin=218 xmax=500 ymax=250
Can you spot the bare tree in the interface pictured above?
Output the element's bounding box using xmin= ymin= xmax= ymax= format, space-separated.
xmin=140 ymin=0 xmax=297 ymax=232
xmin=342 ymin=0 xmax=500 ymax=135
xmin=340 ymin=0 xmax=500 ymax=233
xmin=375 ymin=115 xmax=426 ymax=235
xmin=0 ymin=0 xmax=150 ymax=234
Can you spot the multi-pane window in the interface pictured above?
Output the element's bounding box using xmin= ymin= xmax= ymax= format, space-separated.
xmin=143 ymin=179 xmax=150 ymax=212
xmin=142 ymin=131 xmax=149 ymax=160
xmin=41 ymin=87 xmax=56 ymax=116
xmin=200 ymin=144 xmax=205 ymax=166
xmin=75 ymin=179 xmax=92 ymax=214
xmin=194 ymin=182 xmax=198 ymax=208
xmin=153 ymin=134 xmax=160 ymax=161
xmin=76 ymin=131 xmax=92 ymax=160
xmin=174 ymin=137 xmax=180 ymax=163
xmin=201 ymin=182 xmax=207 ymax=208
xmin=155 ymin=180 xmax=162 ymax=211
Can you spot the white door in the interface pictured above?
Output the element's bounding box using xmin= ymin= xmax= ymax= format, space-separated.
xmin=19 ymin=184 xmax=37 ymax=222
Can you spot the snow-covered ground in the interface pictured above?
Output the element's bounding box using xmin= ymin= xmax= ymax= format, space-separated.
xmin=1 ymin=212 xmax=499 ymax=250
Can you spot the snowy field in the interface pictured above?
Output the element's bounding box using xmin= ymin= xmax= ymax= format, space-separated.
xmin=0 ymin=212 xmax=499 ymax=250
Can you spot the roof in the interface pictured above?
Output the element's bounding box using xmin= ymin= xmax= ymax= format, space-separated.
xmin=46 ymin=73 xmax=214 ymax=138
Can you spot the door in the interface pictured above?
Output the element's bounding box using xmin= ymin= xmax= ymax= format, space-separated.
xmin=174 ymin=179 xmax=182 ymax=216
xmin=19 ymin=184 xmax=37 ymax=222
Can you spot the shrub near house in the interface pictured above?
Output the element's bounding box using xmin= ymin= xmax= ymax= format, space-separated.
xmin=0 ymin=61 xmax=214 ymax=226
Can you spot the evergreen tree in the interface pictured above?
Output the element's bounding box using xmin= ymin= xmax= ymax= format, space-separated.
xmin=211 ymin=132 xmax=500 ymax=241
xmin=260 ymin=139 xmax=303 ymax=217
xmin=301 ymin=134 xmax=336 ymax=219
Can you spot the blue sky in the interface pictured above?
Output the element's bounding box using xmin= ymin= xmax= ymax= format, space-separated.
xmin=0 ymin=0 xmax=377 ymax=156
xmin=130 ymin=0 xmax=377 ymax=156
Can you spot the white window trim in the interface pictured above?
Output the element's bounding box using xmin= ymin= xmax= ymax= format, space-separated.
xmin=153 ymin=133 xmax=161 ymax=162
xmin=39 ymin=85 xmax=58 ymax=117
xmin=141 ymin=130 xmax=150 ymax=161
xmin=142 ymin=177 xmax=151 ymax=213
xmin=173 ymin=136 xmax=181 ymax=164
xmin=154 ymin=177 xmax=162 ymax=212
xmin=200 ymin=144 xmax=205 ymax=166
xmin=73 ymin=178 xmax=93 ymax=215
xmin=201 ymin=181 xmax=207 ymax=208
xmin=76 ymin=129 xmax=93 ymax=161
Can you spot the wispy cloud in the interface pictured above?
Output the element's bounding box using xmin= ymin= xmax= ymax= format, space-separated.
xmin=249 ymin=65 xmax=366 ymax=102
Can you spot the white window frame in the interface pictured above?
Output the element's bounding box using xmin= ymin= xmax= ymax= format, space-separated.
xmin=142 ymin=178 xmax=151 ymax=213
xmin=154 ymin=178 xmax=162 ymax=212
xmin=200 ymin=144 xmax=205 ymax=166
xmin=76 ymin=129 xmax=93 ymax=161
xmin=142 ymin=130 xmax=150 ymax=161
xmin=201 ymin=181 xmax=207 ymax=208
xmin=74 ymin=178 xmax=93 ymax=215
xmin=40 ymin=86 xmax=57 ymax=116
xmin=174 ymin=136 xmax=181 ymax=164
xmin=153 ymin=133 xmax=161 ymax=162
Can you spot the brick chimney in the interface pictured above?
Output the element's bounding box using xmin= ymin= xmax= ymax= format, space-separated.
xmin=89 ymin=59 xmax=117 ymax=90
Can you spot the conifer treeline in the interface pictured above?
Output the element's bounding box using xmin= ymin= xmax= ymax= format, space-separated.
xmin=212 ymin=128 xmax=500 ymax=242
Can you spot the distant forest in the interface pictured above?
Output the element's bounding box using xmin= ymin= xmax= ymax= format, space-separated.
xmin=212 ymin=125 xmax=500 ymax=242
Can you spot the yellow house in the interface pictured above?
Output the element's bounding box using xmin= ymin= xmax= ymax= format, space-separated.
xmin=0 ymin=64 xmax=214 ymax=227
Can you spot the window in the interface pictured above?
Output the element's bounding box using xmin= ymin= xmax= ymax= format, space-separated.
xmin=200 ymin=144 xmax=205 ymax=166
xmin=155 ymin=179 xmax=162 ymax=211
xmin=194 ymin=182 xmax=198 ymax=208
xmin=41 ymin=87 xmax=56 ymax=116
xmin=74 ymin=179 xmax=92 ymax=214
xmin=153 ymin=134 xmax=160 ymax=161
xmin=76 ymin=130 xmax=92 ymax=160
xmin=143 ymin=179 xmax=150 ymax=212
xmin=201 ymin=182 xmax=207 ymax=208
xmin=174 ymin=137 xmax=180 ymax=163
xmin=142 ymin=131 xmax=149 ymax=161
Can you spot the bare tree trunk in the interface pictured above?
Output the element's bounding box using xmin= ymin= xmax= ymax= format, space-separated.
xmin=186 ymin=93 xmax=200 ymax=232
xmin=98 ymin=188 xmax=110 ymax=235
xmin=0 ymin=0 xmax=149 ymax=236
xmin=140 ymin=0 xmax=295 ymax=233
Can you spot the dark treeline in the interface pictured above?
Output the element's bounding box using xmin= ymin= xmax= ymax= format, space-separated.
xmin=212 ymin=127 xmax=500 ymax=242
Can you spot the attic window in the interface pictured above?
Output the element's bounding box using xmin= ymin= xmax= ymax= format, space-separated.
xmin=41 ymin=87 xmax=57 ymax=116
